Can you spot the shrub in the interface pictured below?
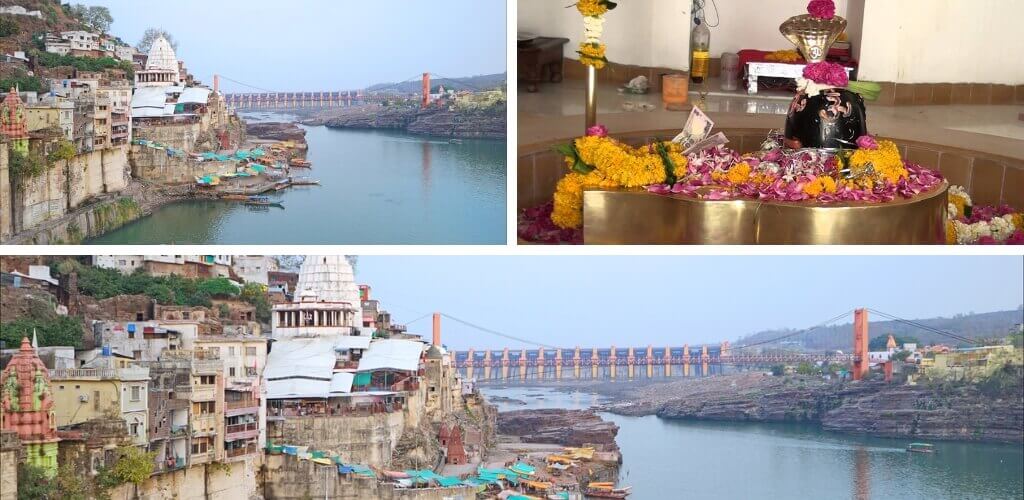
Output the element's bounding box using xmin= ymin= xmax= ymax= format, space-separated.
xmin=0 ymin=18 xmax=19 ymax=37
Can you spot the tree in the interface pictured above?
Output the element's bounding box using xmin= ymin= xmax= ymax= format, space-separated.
xmin=197 ymin=277 xmax=240 ymax=298
xmin=240 ymin=282 xmax=271 ymax=324
xmin=136 ymin=28 xmax=177 ymax=53
xmin=770 ymin=364 xmax=785 ymax=376
xmin=17 ymin=464 xmax=55 ymax=500
xmin=0 ymin=17 xmax=20 ymax=37
xmin=65 ymin=4 xmax=113 ymax=33
xmin=108 ymin=446 xmax=156 ymax=485
xmin=869 ymin=334 xmax=920 ymax=351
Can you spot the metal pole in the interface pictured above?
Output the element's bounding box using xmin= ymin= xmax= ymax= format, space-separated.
xmin=324 ymin=465 xmax=329 ymax=500
xmin=585 ymin=65 xmax=597 ymax=131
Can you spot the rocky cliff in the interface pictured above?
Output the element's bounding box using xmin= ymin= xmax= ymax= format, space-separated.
xmin=604 ymin=373 xmax=1023 ymax=444
xmin=302 ymin=104 xmax=506 ymax=139
xmin=497 ymin=408 xmax=619 ymax=450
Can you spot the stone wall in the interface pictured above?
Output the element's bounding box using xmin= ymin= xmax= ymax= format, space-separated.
xmin=273 ymin=411 xmax=406 ymax=467
xmin=1 ymin=143 xmax=11 ymax=241
xmin=10 ymin=146 xmax=129 ymax=233
xmin=0 ymin=431 xmax=19 ymax=500
xmin=8 ymin=196 xmax=143 ymax=244
xmin=263 ymin=454 xmax=477 ymax=500
xmin=129 ymin=145 xmax=236 ymax=184
xmin=105 ymin=458 xmax=258 ymax=500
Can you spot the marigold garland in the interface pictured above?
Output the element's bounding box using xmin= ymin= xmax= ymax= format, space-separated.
xmin=803 ymin=176 xmax=837 ymax=197
xmin=576 ymin=0 xmax=612 ymax=17
xmin=551 ymin=136 xmax=688 ymax=229
xmin=843 ymin=139 xmax=906 ymax=189
xmin=578 ymin=43 xmax=608 ymax=70
xmin=765 ymin=49 xmax=803 ymax=63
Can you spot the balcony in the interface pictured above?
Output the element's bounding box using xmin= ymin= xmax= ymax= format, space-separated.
xmin=225 ymin=443 xmax=258 ymax=460
xmin=175 ymin=384 xmax=216 ymax=401
xmin=225 ymin=399 xmax=260 ymax=416
xmin=225 ymin=422 xmax=259 ymax=441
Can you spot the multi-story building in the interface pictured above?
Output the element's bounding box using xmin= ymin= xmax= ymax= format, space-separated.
xmin=91 ymin=320 xmax=182 ymax=362
xmin=98 ymin=81 xmax=132 ymax=146
xmin=25 ymin=99 xmax=74 ymax=140
xmin=48 ymin=355 xmax=150 ymax=446
xmin=158 ymin=348 xmax=224 ymax=465
xmin=92 ymin=255 xmax=234 ymax=278
xmin=193 ymin=333 xmax=267 ymax=458
xmin=92 ymin=96 xmax=110 ymax=150
xmin=232 ymin=255 xmax=279 ymax=286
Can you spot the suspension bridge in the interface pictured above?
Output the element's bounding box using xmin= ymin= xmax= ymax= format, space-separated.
xmin=217 ymin=72 xmax=478 ymax=110
xmin=433 ymin=308 xmax=983 ymax=384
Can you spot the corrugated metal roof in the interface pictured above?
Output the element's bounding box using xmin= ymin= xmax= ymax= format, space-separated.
xmin=130 ymin=87 xmax=169 ymax=117
xmin=334 ymin=335 xmax=371 ymax=351
xmin=357 ymin=339 xmax=423 ymax=373
xmin=329 ymin=372 xmax=354 ymax=394
xmin=265 ymin=378 xmax=329 ymax=400
xmin=264 ymin=337 xmax=336 ymax=381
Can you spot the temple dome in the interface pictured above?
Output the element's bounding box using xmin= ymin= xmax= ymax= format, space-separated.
xmin=295 ymin=256 xmax=362 ymax=310
xmin=145 ymin=35 xmax=178 ymax=71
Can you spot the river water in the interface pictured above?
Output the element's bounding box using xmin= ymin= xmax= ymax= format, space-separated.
xmin=481 ymin=386 xmax=1024 ymax=500
xmin=88 ymin=116 xmax=506 ymax=244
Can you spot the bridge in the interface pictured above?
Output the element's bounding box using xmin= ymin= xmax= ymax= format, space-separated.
xmin=218 ymin=72 xmax=436 ymax=110
xmin=438 ymin=308 xmax=981 ymax=384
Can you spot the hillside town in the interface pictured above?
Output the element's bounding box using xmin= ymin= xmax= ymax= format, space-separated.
xmin=0 ymin=255 xmax=502 ymax=499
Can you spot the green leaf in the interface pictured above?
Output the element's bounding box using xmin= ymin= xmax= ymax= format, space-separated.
xmin=603 ymin=0 xmax=618 ymax=9
xmin=552 ymin=143 xmax=576 ymax=157
xmin=655 ymin=142 xmax=677 ymax=186
xmin=571 ymin=158 xmax=595 ymax=174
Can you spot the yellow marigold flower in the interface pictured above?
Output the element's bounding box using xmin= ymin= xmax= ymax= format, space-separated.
xmin=945 ymin=219 xmax=957 ymax=245
xmin=576 ymin=0 xmax=608 ymax=17
xmin=578 ymin=42 xmax=607 ymax=69
xmin=765 ymin=49 xmax=802 ymax=63
xmin=848 ymin=140 xmax=906 ymax=185
xmin=1010 ymin=213 xmax=1024 ymax=230
xmin=725 ymin=162 xmax=752 ymax=185
xmin=803 ymin=176 xmax=837 ymax=197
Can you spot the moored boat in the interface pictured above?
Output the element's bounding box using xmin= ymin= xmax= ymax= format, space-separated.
xmin=584 ymin=488 xmax=630 ymax=498
xmin=289 ymin=158 xmax=312 ymax=168
xmin=907 ymin=443 xmax=935 ymax=453
xmin=244 ymin=195 xmax=283 ymax=208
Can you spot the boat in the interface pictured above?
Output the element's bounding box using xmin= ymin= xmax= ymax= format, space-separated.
xmin=289 ymin=158 xmax=312 ymax=168
xmin=244 ymin=196 xmax=283 ymax=208
xmin=907 ymin=443 xmax=935 ymax=453
xmin=290 ymin=178 xmax=320 ymax=186
xmin=583 ymin=488 xmax=631 ymax=498
xmin=220 ymin=194 xmax=249 ymax=201
xmin=448 ymin=138 xmax=463 ymax=144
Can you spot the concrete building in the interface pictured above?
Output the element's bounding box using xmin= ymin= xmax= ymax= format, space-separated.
xmin=232 ymin=255 xmax=279 ymax=286
xmin=194 ymin=334 xmax=266 ymax=458
xmin=158 ymin=348 xmax=224 ymax=465
xmin=98 ymin=81 xmax=132 ymax=146
xmin=25 ymin=100 xmax=75 ymax=140
xmin=48 ymin=358 xmax=150 ymax=446
xmin=92 ymin=255 xmax=234 ymax=278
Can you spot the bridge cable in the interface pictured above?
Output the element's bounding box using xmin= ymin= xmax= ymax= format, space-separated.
xmin=865 ymin=308 xmax=984 ymax=346
xmin=439 ymin=313 xmax=563 ymax=350
xmin=732 ymin=309 xmax=855 ymax=350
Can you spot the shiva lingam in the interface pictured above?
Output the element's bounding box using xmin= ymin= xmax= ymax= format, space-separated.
xmin=780 ymin=10 xmax=867 ymax=150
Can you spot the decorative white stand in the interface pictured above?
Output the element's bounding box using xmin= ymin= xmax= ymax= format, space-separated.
xmin=746 ymin=62 xmax=854 ymax=94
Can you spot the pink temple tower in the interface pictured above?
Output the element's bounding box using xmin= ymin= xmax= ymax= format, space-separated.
xmin=1 ymin=337 xmax=60 ymax=475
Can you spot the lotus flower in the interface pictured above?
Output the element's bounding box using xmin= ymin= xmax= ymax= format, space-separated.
xmin=586 ymin=124 xmax=609 ymax=137
xmin=855 ymin=135 xmax=879 ymax=150
xmin=807 ymin=0 xmax=836 ymax=19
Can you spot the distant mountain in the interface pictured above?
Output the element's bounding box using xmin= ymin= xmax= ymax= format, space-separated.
xmin=735 ymin=307 xmax=1024 ymax=351
xmin=366 ymin=73 xmax=506 ymax=94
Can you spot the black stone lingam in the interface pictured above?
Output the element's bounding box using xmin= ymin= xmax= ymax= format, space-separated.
xmin=784 ymin=88 xmax=867 ymax=150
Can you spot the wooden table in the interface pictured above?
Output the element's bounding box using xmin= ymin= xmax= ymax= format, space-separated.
xmin=518 ymin=37 xmax=569 ymax=92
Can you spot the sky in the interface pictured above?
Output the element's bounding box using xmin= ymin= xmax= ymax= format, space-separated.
xmin=91 ymin=0 xmax=506 ymax=92
xmin=355 ymin=256 xmax=1024 ymax=350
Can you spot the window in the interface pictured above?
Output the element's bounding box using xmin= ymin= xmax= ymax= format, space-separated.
xmin=191 ymin=441 xmax=208 ymax=454
xmin=182 ymin=311 xmax=190 ymax=320
xmin=246 ymin=347 xmax=257 ymax=356
xmin=245 ymin=366 xmax=257 ymax=377
xmin=229 ymin=367 xmax=236 ymax=377
xmin=93 ymin=390 xmax=100 ymax=410
xmin=228 ymin=346 xmax=235 ymax=356
xmin=133 ymin=350 xmax=142 ymax=360
xmin=130 ymin=386 xmax=141 ymax=402
xmin=130 ymin=422 xmax=139 ymax=436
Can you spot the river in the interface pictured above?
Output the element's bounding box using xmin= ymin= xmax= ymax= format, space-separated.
xmin=481 ymin=386 xmax=1024 ymax=500
xmin=88 ymin=115 xmax=506 ymax=244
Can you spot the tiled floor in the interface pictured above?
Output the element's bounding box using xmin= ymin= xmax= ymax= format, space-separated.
xmin=519 ymin=79 xmax=1024 ymax=159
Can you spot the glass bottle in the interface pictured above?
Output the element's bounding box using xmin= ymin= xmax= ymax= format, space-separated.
xmin=690 ymin=18 xmax=711 ymax=84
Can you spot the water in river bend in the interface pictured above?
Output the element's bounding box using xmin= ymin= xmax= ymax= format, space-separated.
xmin=89 ymin=122 xmax=506 ymax=244
xmin=481 ymin=387 xmax=1024 ymax=500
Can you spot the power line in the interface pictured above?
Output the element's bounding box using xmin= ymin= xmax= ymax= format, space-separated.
xmin=867 ymin=308 xmax=984 ymax=346
xmin=732 ymin=309 xmax=855 ymax=350
xmin=439 ymin=313 xmax=562 ymax=350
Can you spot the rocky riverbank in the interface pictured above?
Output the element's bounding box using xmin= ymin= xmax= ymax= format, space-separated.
xmin=597 ymin=373 xmax=1023 ymax=444
xmin=497 ymin=409 xmax=619 ymax=450
xmin=301 ymin=103 xmax=506 ymax=139
xmin=245 ymin=121 xmax=308 ymax=142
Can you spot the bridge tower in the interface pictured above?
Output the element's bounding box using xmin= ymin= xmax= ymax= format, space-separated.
xmin=590 ymin=348 xmax=599 ymax=379
xmin=484 ymin=350 xmax=492 ymax=380
xmin=609 ymin=345 xmax=617 ymax=379
xmin=664 ymin=346 xmax=672 ymax=377
xmin=852 ymin=308 xmax=870 ymax=380
xmin=683 ymin=344 xmax=691 ymax=377
xmin=555 ymin=349 xmax=563 ymax=380
xmin=574 ymin=347 xmax=581 ymax=379
xmin=646 ymin=345 xmax=654 ymax=379
xmin=537 ymin=347 xmax=545 ymax=380
xmin=466 ymin=348 xmax=474 ymax=380
xmin=701 ymin=345 xmax=709 ymax=376
xmin=519 ymin=349 xmax=528 ymax=380
xmin=422 ymin=72 xmax=431 ymax=107
xmin=501 ymin=348 xmax=509 ymax=381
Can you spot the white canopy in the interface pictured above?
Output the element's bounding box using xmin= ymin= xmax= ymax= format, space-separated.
xmin=264 ymin=337 xmax=337 ymax=381
xmin=130 ymin=87 xmax=169 ymax=117
xmin=265 ymin=378 xmax=329 ymax=400
xmin=357 ymin=339 xmax=423 ymax=373
xmin=329 ymin=372 xmax=354 ymax=394
xmin=334 ymin=335 xmax=371 ymax=351
xmin=178 ymin=87 xmax=211 ymax=105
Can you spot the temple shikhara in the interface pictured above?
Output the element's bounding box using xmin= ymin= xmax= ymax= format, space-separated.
xmin=516 ymin=0 xmax=1023 ymax=246
xmin=1 ymin=337 xmax=60 ymax=475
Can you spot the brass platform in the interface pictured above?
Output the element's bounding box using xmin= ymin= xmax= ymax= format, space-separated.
xmin=582 ymin=181 xmax=948 ymax=244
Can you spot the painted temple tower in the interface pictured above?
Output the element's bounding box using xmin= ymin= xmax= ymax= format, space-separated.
xmin=0 ymin=88 xmax=29 ymax=155
xmin=0 ymin=337 xmax=60 ymax=474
